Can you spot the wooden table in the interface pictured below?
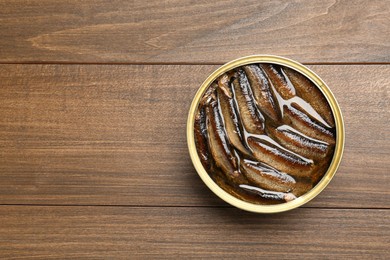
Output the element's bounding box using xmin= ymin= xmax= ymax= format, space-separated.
xmin=1 ymin=1 xmax=389 ymax=258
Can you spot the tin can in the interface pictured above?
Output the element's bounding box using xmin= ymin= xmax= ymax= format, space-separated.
xmin=187 ymin=55 xmax=345 ymax=213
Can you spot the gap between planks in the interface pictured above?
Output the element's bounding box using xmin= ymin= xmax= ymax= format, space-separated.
xmin=0 ymin=62 xmax=389 ymax=66
xmin=0 ymin=204 xmax=389 ymax=210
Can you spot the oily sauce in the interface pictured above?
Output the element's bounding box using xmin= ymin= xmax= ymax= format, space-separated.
xmin=194 ymin=64 xmax=336 ymax=205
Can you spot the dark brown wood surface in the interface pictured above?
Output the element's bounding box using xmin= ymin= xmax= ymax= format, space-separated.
xmin=1 ymin=206 xmax=389 ymax=259
xmin=0 ymin=64 xmax=389 ymax=208
xmin=0 ymin=0 xmax=389 ymax=258
xmin=0 ymin=0 xmax=389 ymax=63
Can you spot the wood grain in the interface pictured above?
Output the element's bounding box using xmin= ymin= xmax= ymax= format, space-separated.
xmin=0 ymin=0 xmax=389 ymax=63
xmin=1 ymin=1 xmax=388 ymax=258
xmin=0 ymin=64 xmax=388 ymax=208
xmin=0 ymin=206 xmax=388 ymax=259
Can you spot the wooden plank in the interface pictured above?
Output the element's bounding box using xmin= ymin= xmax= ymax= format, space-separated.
xmin=0 ymin=64 xmax=389 ymax=208
xmin=0 ymin=0 xmax=389 ymax=63
xmin=0 ymin=206 xmax=388 ymax=258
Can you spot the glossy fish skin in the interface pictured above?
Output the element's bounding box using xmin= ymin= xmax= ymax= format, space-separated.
xmin=243 ymin=65 xmax=281 ymax=123
xmin=247 ymin=136 xmax=313 ymax=178
xmin=206 ymin=96 xmax=243 ymax=182
xmin=217 ymin=74 xmax=233 ymax=98
xmin=269 ymin=125 xmax=329 ymax=159
xmin=283 ymin=67 xmax=335 ymax=127
xmin=283 ymin=104 xmax=335 ymax=144
xmin=194 ymin=105 xmax=211 ymax=170
xmin=240 ymin=159 xmax=296 ymax=193
xmin=194 ymin=63 xmax=337 ymax=205
xmin=217 ymin=74 xmax=251 ymax=156
xmin=232 ymin=69 xmax=265 ymax=134
xmin=239 ymin=184 xmax=296 ymax=202
xmin=200 ymin=83 xmax=217 ymax=105
xmin=261 ymin=64 xmax=295 ymax=100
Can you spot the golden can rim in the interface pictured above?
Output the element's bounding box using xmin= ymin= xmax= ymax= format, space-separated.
xmin=187 ymin=55 xmax=345 ymax=213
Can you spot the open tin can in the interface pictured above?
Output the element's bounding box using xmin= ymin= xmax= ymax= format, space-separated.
xmin=187 ymin=55 xmax=345 ymax=213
